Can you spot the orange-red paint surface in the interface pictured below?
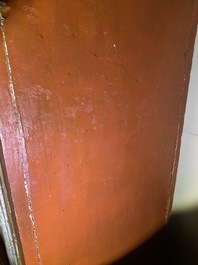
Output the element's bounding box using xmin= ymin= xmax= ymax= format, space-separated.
xmin=0 ymin=0 xmax=197 ymax=264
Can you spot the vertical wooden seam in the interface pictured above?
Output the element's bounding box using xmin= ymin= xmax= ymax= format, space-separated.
xmin=0 ymin=21 xmax=42 ymax=265
xmin=165 ymin=1 xmax=198 ymax=224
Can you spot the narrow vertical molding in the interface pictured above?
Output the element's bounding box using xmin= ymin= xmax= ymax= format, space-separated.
xmin=0 ymin=20 xmax=42 ymax=265
xmin=165 ymin=4 xmax=198 ymax=224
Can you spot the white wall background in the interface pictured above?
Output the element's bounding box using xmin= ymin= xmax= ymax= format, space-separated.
xmin=172 ymin=27 xmax=198 ymax=212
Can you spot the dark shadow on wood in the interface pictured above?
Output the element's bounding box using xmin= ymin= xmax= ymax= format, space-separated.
xmin=0 ymin=235 xmax=10 ymax=265
xmin=163 ymin=207 xmax=198 ymax=265
xmin=110 ymin=207 xmax=198 ymax=265
xmin=110 ymin=228 xmax=165 ymax=265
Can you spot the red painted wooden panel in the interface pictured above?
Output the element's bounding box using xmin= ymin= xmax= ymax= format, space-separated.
xmin=0 ymin=0 xmax=197 ymax=264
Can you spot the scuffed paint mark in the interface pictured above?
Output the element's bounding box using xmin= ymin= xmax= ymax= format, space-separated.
xmin=64 ymin=100 xmax=94 ymax=120
xmin=0 ymin=21 xmax=42 ymax=264
xmin=33 ymin=85 xmax=52 ymax=99
xmin=84 ymin=102 xmax=94 ymax=114
xmin=23 ymin=5 xmax=38 ymax=26
xmin=23 ymin=85 xmax=52 ymax=100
